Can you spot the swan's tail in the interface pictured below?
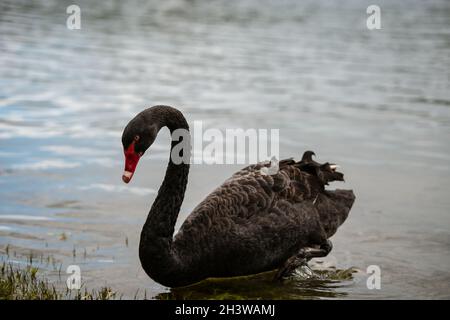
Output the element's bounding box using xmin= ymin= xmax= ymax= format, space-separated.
xmin=295 ymin=151 xmax=355 ymax=237
xmin=296 ymin=151 xmax=345 ymax=186
xmin=315 ymin=189 xmax=355 ymax=238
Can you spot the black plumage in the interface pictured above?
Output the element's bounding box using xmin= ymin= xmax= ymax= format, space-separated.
xmin=122 ymin=105 xmax=355 ymax=287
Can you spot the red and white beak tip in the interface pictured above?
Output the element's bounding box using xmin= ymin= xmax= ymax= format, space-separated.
xmin=122 ymin=171 xmax=133 ymax=184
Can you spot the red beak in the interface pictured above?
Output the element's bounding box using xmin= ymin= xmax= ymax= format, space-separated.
xmin=122 ymin=142 xmax=141 ymax=184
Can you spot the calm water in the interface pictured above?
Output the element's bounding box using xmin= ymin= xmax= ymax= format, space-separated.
xmin=1 ymin=0 xmax=449 ymax=299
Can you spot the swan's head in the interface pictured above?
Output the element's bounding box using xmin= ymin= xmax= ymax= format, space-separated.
xmin=121 ymin=113 xmax=158 ymax=183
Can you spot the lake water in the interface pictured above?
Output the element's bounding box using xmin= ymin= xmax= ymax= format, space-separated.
xmin=0 ymin=0 xmax=449 ymax=299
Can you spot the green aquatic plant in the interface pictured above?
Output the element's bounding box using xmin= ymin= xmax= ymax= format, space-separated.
xmin=0 ymin=262 xmax=117 ymax=300
xmin=0 ymin=263 xmax=59 ymax=300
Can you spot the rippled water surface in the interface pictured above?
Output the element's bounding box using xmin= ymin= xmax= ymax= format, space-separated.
xmin=1 ymin=0 xmax=449 ymax=299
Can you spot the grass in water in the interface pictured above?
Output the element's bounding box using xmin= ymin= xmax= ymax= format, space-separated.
xmin=0 ymin=263 xmax=116 ymax=300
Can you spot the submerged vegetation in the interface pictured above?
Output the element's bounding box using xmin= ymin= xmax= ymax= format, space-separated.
xmin=156 ymin=267 xmax=359 ymax=300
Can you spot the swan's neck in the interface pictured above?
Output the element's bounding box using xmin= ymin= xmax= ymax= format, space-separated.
xmin=138 ymin=106 xmax=190 ymax=280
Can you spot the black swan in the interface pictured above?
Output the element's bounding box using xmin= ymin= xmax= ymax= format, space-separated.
xmin=121 ymin=105 xmax=355 ymax=287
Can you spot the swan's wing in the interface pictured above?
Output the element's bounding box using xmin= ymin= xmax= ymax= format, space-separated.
xmin=175 ymin=159 xmax=304 ymax=242
xmin=181 ymin=153 xmax=346 ymax=227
